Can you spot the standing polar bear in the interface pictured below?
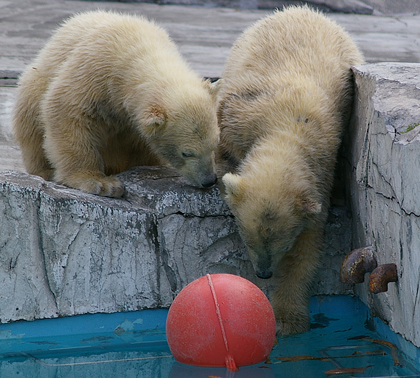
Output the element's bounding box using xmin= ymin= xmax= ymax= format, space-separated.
xmin=13 ymin=11 xmax=220 ymax=197
xmin=216 ymin=6 xmax=364 ymax=335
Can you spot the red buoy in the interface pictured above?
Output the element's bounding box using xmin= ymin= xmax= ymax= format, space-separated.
xmin=166 ymin=274 xmax=276 ymax=371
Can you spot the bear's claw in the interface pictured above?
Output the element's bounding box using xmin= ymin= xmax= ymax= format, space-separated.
xmin=63 ymin=173 xmax=124 ymax=198
xmin=83 ymin=176 xmax=124 ymax=198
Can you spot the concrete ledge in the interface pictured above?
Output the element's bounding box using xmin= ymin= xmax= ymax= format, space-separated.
xmin=346 ymin=62 xmax=420 ymax=348
xmin=0 ymin=167 xmax=260 ymax=322
xmin=0 ymin=167 xmax=250 ymax=322
xmin=0 ymin=166 xmax=351 ymax=323
xmin=4 ymin=62 xmax=419 ymax=350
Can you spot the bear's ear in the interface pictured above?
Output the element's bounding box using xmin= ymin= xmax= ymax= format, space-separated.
xmin=222 ymin=173 xmax=244 ymax=204
xmin=299 ymin=196 xmax=322 ymax=215
xmin=140 ymin=105 xmax=167 ymax=136
xmin=204 ymin=78 xmax=223 ymax=100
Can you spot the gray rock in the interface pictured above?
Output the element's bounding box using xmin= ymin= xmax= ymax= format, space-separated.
xmin=308 ymin=0 xmax=373 ymax=14
xmin=361 ymin=0 xmax=420 ymax=15
xmin=0 ymin=168 xmax=263 ymax=322
xmin=0 ymin=87 xmax=23 ymax=173
xmin=0 ymin=166 xmax=350 ymax=323
xmin=345 ymin=62 xmax=420 ymax=348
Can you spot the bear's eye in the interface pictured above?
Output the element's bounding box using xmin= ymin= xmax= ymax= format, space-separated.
xmin=182 ymin=151 xmax=195 ymax=158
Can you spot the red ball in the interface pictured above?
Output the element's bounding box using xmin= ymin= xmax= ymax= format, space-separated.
xmin=166 ymin=273 xmax=276 ymax=371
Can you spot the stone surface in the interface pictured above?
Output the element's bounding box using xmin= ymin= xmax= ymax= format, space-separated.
xmin=0 ymin=1 xmax=267 ymax=77
xmin=0 ymin=87 xmax=22 ymax=173
xmin=1 ymin=0 xmax=420 ymax=76
xmin=137 ymin=0 xmax=373 ymax=14
xmin=362 ymin=0 xmax=420 ymax=15
xmin=1 ymin=0 xmax=419 ymax=350
xmin=309 ymin=0 xmax=373 ymax=14
xmin=2 ymin=1 xmax=420 ymax=172
xmin=344 ymin=62 xmax=420 ymax=348
xmin=0 ymin=167 xmax=351 ymax=323
xmin=0 ymin=167 xmax=249 ymax=322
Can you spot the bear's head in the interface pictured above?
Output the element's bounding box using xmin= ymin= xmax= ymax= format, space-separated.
xmin=139 ymin=79 xmax=221 ymax=188
xmin=222 ymin=171 xmax=322 ymax=279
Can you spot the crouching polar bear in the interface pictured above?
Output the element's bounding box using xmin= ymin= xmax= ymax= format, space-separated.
xmin=216 ymin=6 xmax=364 ymax=335
xmin=13 ymin=11 xmax=220 ymax=197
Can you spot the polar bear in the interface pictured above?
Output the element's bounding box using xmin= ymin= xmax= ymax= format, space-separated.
xmin=216 ymin=6 xmax=364 ymax=335
xmin=13 ymin=10 xmax=220 ymax=197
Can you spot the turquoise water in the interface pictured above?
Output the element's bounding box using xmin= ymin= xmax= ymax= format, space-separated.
xmin=0 ymin=296 xmax=419 ymax=377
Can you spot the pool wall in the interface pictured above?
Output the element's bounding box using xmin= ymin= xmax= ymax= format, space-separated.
xmin=0 ymin=166 xmax=351 ymax=324
xmin=0 ymin=295 xmax=419 ymax=365
xmin=0 ymin=63 xmax=419 ymax=352
xmin=345 ymin=63 xmax=420 ymax=349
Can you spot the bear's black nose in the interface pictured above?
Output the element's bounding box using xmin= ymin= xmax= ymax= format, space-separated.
xmin=256 ymin=270 xmax=273 ymax=279
xmin=201 ymin=173 xmax=217 ymax=188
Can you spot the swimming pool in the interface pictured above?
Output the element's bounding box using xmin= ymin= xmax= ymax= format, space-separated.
xmin=0 ymin=296 xmax=419 ymax=377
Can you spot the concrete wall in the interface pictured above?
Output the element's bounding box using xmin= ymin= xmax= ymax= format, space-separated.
xmin=0 ymin=166 xmax=351 ymax=324
xmin=345 ymin=63 xmax=420 ymax=348
xmin=1 ymin=62 xmax=419 ymax=351
xmin=0 ymin=167 xmax=251 ymax=322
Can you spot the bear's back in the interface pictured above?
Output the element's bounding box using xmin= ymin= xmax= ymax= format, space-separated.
xmin=216 ymin=6 xmax=365 ymax=176
xmin=30 ymin=11 xmax=181 ymax=81
xmin=222 ymin=6 xmax=364 ymax=100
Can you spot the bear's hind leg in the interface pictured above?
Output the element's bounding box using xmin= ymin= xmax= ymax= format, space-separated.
xmin=19 ymin=130 xmax=54 ymax=181
xmin=13 ymin=78 xmax=54 ymax=180
xmin=43 ymin=114 xmax=124 ymax=198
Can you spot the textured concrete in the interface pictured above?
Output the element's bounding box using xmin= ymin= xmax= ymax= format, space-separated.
xmin=0 ymin=167 xmax=351 ymax=323
xmin=1 ymin=0 xmax=420 ymax=76
xmin=345 ymin=63 xmax=420 ymax=348
xmin=362 ymin=0 xmax=420 ymax=15
xmin=0 ymin=0 xmax=420 ymax=350
xmin=0 ymin=87 xmax=21 ymax=172
xmin=0 ymin=167 xmax=241 ymax=321
xmin=1 ymin=0 xmax=420 ymax=172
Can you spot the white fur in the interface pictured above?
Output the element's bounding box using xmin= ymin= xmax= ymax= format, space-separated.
xmin=13 ymin=11 xmax=220 ymax=197
xmin=216 ymin=6 xmax=364 ymax=335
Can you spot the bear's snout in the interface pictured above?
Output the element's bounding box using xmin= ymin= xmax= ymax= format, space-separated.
xmin=256 ymin=269 xmax=273 ymax=279
xmin=254 ymin=257 xmax=273 ymax=279
xmin=200 ymin=172 xmax=217 ymax=188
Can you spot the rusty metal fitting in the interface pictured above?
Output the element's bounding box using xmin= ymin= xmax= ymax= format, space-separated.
xmin=369 ymin=263 xmax=398 ymax=293
xmin=340 ymin=246 xmax=377 ymax=284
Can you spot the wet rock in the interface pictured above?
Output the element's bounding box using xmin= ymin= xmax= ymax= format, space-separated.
xmin=308 ymin=0 xmax=373 ymax=14
xmin=0 ymin=168 xmax=261 ymax=322
xmin=345 ymin=62 xmax=420 ymax=348
xmin=0 ymin=166 xmax=350 ymax=323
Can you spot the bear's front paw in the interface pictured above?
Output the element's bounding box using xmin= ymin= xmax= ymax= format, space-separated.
xmin=80 ymin=176 xmax=125 ymax=198
xmin=63 ymin=173 xmax=125 ymax=198
xmin=276 ymin=315 xmax=310 ymax=337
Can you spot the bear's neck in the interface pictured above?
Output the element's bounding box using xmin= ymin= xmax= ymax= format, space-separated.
xmin=241 ymin=134 xmax=310 ymax=181
xmin=239 ymin=129 xmax=336 ymax=203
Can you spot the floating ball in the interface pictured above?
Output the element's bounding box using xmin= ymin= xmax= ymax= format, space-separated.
xmin=166 ymin=273 xmax=276 ymax=371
